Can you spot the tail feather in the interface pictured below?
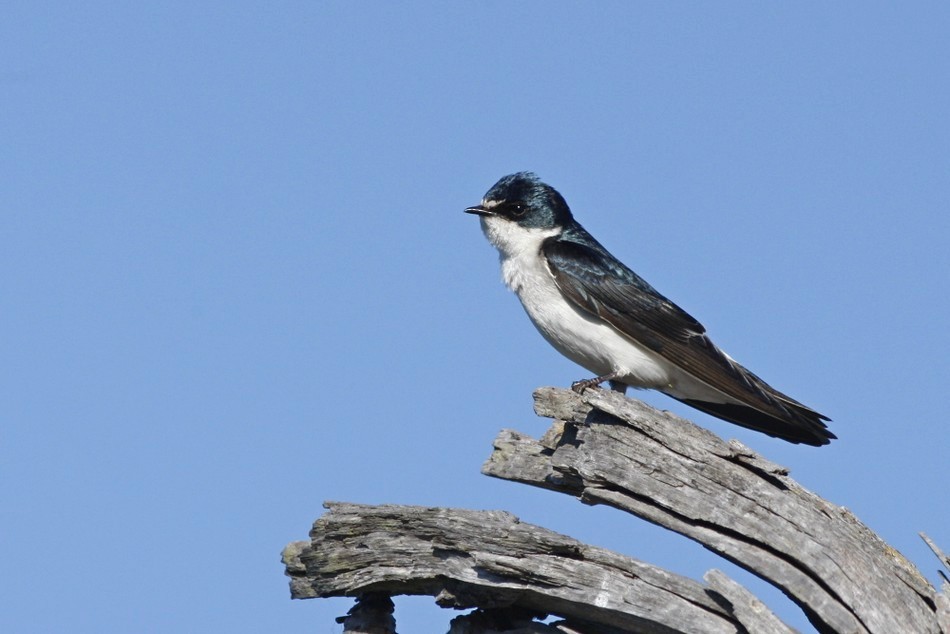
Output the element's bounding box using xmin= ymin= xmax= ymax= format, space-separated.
xmin=673 ymin=397 xmax=835 ymax=446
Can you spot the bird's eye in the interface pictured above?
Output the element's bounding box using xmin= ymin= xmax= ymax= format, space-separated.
xmin=509 ymin=203 xmax=526 ymax=217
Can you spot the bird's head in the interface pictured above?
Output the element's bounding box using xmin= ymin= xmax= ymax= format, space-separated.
xmin=465 ymin=173 xmax=574 ymax=254
xmin=465 ymin=172 xmax=574 ymax=229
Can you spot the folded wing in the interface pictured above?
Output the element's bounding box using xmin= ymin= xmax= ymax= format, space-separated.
xmin=542 ymin=231 xmax=834 ymax=446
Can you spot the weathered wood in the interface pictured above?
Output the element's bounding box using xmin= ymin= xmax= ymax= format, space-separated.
xmin=283 ymin=501 xmax=764 ymax=634
xmin=937 ymin=587 xmax=950 ymax=634
xmin=922 ymin=533 xmax=950 ymax=584
xmin=919 ymin=534 xmax=950 ymax=633
xmin=482 ymin=387 xmax=942 ymax=634
xmin=284 ymin=386 xmax=942 ymax=633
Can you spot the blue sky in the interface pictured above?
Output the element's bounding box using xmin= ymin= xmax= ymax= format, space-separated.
xmin=2 ymin=2 xmax=948 ymax=632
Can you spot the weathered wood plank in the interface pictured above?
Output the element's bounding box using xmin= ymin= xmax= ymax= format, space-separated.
xmin=284 ymin=502 xmax=751 ymax=634
xmin=482 ymin=387 xmax=941 ymax=634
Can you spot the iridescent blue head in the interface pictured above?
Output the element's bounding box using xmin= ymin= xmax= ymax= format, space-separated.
xmin=465 ymin=172 xmax=574 ymax=229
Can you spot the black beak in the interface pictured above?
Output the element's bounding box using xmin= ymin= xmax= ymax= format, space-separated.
xmin=464 ymin=205 xmax=493 ymax=216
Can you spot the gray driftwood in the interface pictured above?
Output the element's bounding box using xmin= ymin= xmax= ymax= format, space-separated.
xmin=284 ymin=501 xmax=773 ymax=633
xmin=284 ymin=387 xmax=947 ymax=634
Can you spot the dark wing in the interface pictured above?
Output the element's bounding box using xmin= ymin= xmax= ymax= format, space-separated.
xmin=543 ymin=232 xmax=834 ymax=445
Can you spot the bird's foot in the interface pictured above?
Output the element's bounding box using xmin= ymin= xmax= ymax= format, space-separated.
xmin=571 ymin=372 xmax=622 ymax=394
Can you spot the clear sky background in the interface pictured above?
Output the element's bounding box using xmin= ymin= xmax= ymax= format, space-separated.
xmin=2 ymin=3 xmax=948 ymax=632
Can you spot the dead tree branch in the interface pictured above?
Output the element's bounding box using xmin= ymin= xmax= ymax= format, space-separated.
xmin=283 ymin=501 xmax=788 ymax=633
xmin=482 ymin=388 xmax=942 ymax=634
xmin=284 ymin=387 xmax=946 ymax=633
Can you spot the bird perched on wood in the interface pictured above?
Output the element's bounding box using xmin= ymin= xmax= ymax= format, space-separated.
xmin=465 ymin=172 xmax=834 ymax=446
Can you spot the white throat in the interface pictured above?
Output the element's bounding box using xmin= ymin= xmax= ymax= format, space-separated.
xmin=478 ymin=215 xmax=561 ymax=292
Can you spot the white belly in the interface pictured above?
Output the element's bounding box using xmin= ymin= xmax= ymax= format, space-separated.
xmin=501 ymin=249 xmax=673 ymax=389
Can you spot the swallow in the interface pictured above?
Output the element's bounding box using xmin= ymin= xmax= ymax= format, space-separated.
xmin=466 ymin=172 xmax=834 ymax=446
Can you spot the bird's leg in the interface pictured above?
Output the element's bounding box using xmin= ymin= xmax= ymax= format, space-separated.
xmin=571 ymin=372 xmax=623 ymax=393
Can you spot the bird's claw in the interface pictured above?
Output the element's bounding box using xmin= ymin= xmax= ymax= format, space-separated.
xmin=571 ymin=377 xmax=605 ymax=393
